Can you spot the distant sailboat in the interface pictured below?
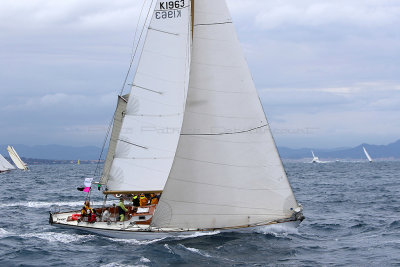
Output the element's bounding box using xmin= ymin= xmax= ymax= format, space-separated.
xmin=0 ymin=154 xmax=15 ymax=172
xmin=311 ymin=151 xmax=321 ymax=163
xmin=363 ymin=146 xmax=373 ymax=163
xmin=7 ymin=146 xmax=28 ymax=170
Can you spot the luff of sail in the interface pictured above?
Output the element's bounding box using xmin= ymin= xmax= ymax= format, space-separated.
xmin=100 ymin=94 xmax=129 ymax=186
xmin=104 ymin=0 xmax=192 ymax=193
xmin=363 ymin=146 xmax=373 ymax=162
xmin=7 ymin=146 xmax=28 ymax=170
xmin=0 ymin=154 xmax=15 ymax=171
xmin=152 ymin=0 xmax=300 ymax=230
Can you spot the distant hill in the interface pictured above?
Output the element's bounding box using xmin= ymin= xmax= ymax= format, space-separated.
xmin=0 ymin=144 xmax=103 ymax=160
xmin=1 ymin=139 xmax=399 ymax=160
xmin=278 ymin=139 xmax=400 ymax=160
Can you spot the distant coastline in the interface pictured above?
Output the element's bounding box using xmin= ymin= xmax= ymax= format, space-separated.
xmin=1 ymin=139 xmax=399 ymax=162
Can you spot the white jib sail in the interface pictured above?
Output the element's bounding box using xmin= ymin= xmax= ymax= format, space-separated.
xmin=0 ymin=154 xmax=15 ymax=171
xmin=7 ymin=146 xmax=27 ymax=170
xmin=152 ymin=0 xmax=299 ymax=230
xmin=363 ymin=147 xmax=372 ymax=162
xmin=100 ymin=94 xmax=129 ymax=185
xmin=105 ymin=0 xmax=192 ymax=193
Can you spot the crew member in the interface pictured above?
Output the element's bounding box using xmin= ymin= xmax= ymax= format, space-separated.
xmin=81 ymin=200 xmax=92 ymax=221
xmin=118 ymin=197 xmax=128 ymax=222
xmin=139 ymin=194 xmax=148 ymax=207
xmin=132 ymin=194 xmax=140 ymax=207
xmin=150 ymin=194 xmax=159 ymax=205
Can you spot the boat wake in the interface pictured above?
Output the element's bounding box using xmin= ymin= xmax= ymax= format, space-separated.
xmin=106 ymin=231 xmax=221 ymax=245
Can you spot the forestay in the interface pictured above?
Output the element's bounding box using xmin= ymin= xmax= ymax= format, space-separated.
xmin=104 ymin=0 xmax=192 ymax=193
xmin=152 ymin=0 xmax=299 ymax=229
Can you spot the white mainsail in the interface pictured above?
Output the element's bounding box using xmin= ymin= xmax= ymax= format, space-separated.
xmin=0 ymin=154 xmax=15 ymax=171
xmin=152 ymin=0 xmax=299 ymax=230
xmin=103 ymin=0 xmax=192 ymax=193
xmin=363 ymin=146 xmax=373 ymax=162
xmin=7 ymin=146 xmax=28 ymax=170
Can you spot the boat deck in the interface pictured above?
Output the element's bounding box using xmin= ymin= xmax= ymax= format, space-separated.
xmin=51 ymin=205 xmax=157 ymax=232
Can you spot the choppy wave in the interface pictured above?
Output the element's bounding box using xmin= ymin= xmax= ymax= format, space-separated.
xmin=164 ymin=244 xmax=175 ymax=254
xmin=178 ymin=244 xmax=212 ymax=258
xmin=100 ymin=263 xmax=139 ymax=267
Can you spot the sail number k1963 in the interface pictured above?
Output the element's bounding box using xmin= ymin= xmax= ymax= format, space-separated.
xmin=155 ymin=0 xmax=184 ymax=19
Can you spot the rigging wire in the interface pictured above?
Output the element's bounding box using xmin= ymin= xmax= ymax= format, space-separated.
xmin=88 ymin=0 xmax=155 ymax=202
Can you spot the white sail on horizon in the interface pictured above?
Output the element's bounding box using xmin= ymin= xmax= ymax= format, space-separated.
xmin=7 ymin=146 xmax=28 ymax=170
xmin=363 ymin=146 xmax=373 ymax=162
xmin=0 ymin=154 xmax=15 ymax=171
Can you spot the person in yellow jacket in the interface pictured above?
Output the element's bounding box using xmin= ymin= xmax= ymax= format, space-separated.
xmin=150 ymin=194 xmax=159 ymax=205
xmin=81 ymin=201 xmax=93 ymax=220
xmin=139 ymin=194 xmax=148 ymax=207
xmin=118 ymin=198 xmax=128 ymax=221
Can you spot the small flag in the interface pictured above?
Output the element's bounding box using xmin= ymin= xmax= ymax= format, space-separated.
xmin=82 ymin=177 xmax=93 ymax=193
xmin=83 ymin=187 xmax=91 ymax=193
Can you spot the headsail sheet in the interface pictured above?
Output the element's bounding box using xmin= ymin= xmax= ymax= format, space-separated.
xmin=152 ymin=0 xmax=299 ymax=229
xmin=7 ymin=146 xmax=27 ymax=170
xmin=104 ymin=0 xmax=192 ymax=192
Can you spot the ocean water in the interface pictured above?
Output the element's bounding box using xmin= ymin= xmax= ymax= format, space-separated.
xmin=0 ymin=162 xmax=399 ymax=266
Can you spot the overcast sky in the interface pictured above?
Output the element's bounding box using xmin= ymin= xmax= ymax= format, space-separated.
xmin=1 ymin=0 xmax=399 ymax=149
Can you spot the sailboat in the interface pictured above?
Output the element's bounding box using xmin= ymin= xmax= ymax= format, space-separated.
xmin=0 ymin=154 xmax=15 ymax=172
xmin=49 ymin=0 xmax=304 ymax=239
xmin=7 ymin=146 xmax=28 ymax=170
xmin=311 ymin=151 xmax=321 ymax=163
xmin=363 ymin=146 xmax=373 ymax=163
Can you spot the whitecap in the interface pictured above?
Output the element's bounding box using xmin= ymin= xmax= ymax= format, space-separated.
xmin=164 ymin=244 xmax=175 ymax=254
xmin=139 ymin=257 xmax=151 ymax=263
xmin=179 ymin=244 xmax=212 ymax=258
xmin=21 ymin=232 xmax=94 ymax=244
xmin=255 ymin=224 xmax=299 ymax=237
xmin=0 ymin=228 xmax=13 ymax=237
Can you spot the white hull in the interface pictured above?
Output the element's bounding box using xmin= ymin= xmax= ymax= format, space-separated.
xmin=50 ymin=211 xmax=302 ymax=241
